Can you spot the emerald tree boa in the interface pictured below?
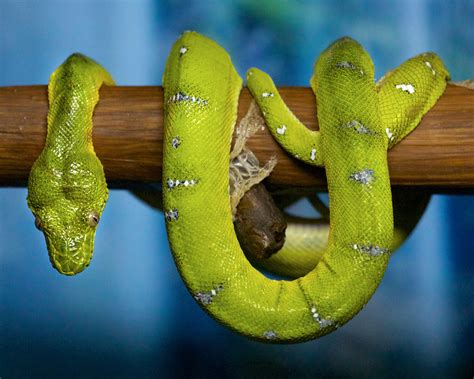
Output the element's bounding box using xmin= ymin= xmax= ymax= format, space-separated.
xmin=27 ymin=32 xmax=449 ymax=342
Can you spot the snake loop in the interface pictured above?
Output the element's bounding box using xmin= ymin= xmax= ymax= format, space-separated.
xmin=27 ymin=32 xmax=449 ymax=343
xmin=162 ymin=32 xmax=448 ymax=342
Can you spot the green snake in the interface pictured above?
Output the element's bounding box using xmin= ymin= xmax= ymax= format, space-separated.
xmin=28 ymin=32 xmax=449 ymax=342
xmin=27 ymin=54 xmax=114 ymax=275
xmin=253 ymin=189 xmax=431 ymax=279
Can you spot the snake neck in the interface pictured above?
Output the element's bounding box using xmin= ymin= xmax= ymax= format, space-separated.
xmin=46 ymin=101 xmax=94 ymax=158
xmin=45 ymin=53 xmax=113 ymax=158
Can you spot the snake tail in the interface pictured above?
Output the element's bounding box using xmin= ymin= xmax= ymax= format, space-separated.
xmin=27 ymin=53 xmax=114 ymax=275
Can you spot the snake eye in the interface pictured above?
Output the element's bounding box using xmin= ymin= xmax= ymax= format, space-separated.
xmin=88 ymin=211 xmax=100 ymax=227
xmin=34 ymin=216 xmax=42 ymax=231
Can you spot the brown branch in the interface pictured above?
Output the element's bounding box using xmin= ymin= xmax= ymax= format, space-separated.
xmin=0 ymin=84 xmax=473 ymax=190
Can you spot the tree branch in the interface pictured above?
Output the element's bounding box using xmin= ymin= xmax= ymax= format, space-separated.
xmin=0 ymin=84 xmax=473 ymax=191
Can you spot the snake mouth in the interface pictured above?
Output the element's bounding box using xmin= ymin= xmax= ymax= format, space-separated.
xmin=45 ymin=231 xmax=95 ymax=276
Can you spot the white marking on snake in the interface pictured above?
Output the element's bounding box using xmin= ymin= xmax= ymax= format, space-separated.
xmin=168 ymin=91 xmax=208 ymax=105
xmin=425 ymin=61 xmax=436 ymax=75
xmin=165 ymin=208 xmax=179 ymax=221
xmin=194 ymin=284 xmax=224 ymax=305
xmin=179 ymin=46 xmax=188 ymax=56
xmin=385 ymin=128 xmax=395 ymax=142
xmin=276 ymin=125 xmax=287 ymax=135
xmin=353 ymin=243 xmax=390 ymax=256
xmin=343 ymin=120 xmax=374 ymax=134
xmin=166 ymin=178 xmax=197 ymax=190
xmin=395 ymin=83 xmax=415 ymax=94
xmin=310 ymin=148 xmax=317 ymax=161
xmin=311 ymin=306 xmax=334 ymax=328
xmin=336 ymin=61 xmax=355 ymax=69
xmin=263 ymin=330 xmax=278 ymax=340
xmin=171 ymin=136 xmax=181 ymax=149
xmin=335 ymin=61 xmax=364 ymax=76
xmin=262 ymin=92 xmax=274 ymax=98
xmin=349 ymin=169 xmax=374 ymax=184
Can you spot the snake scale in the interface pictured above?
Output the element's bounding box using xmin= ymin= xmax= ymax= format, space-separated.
xmin=27 ymin=32 xmax=449 ymax=342
xmin=27 ymin=54 xmax=114 ymax=275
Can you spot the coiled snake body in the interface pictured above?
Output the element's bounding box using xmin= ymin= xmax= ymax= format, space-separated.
xmin=28 ymin=32 xmax=449 ymax=342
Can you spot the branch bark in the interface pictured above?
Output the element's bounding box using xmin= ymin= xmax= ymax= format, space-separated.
xmin=0 ymin=84 xmax=473 ymax=190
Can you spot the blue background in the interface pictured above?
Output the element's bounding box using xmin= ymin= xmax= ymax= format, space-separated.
xmin=1 ymin=0 xmax=473 ymax=377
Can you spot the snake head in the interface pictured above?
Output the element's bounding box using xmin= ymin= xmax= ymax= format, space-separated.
xmin=27 ymin=154 xmax=108 ymax=276
xmin=28 ymin=198 xmax=107 ymax=275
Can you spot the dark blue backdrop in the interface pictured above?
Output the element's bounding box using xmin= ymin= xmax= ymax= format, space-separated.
xmin=1 ymin=1 xmax=473 ymax=377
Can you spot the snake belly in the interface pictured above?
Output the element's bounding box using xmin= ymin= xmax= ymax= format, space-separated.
xmin=163 ymin=32 xmax=430 ymax=343
xmin=27 ymin=53 xmax=114 ymax=275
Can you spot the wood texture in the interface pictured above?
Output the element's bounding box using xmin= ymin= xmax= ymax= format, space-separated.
xmin=235 ymin=183 xmax=287 ymax=260
xmin=0 ymin=84 xmax=473 ymax=190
